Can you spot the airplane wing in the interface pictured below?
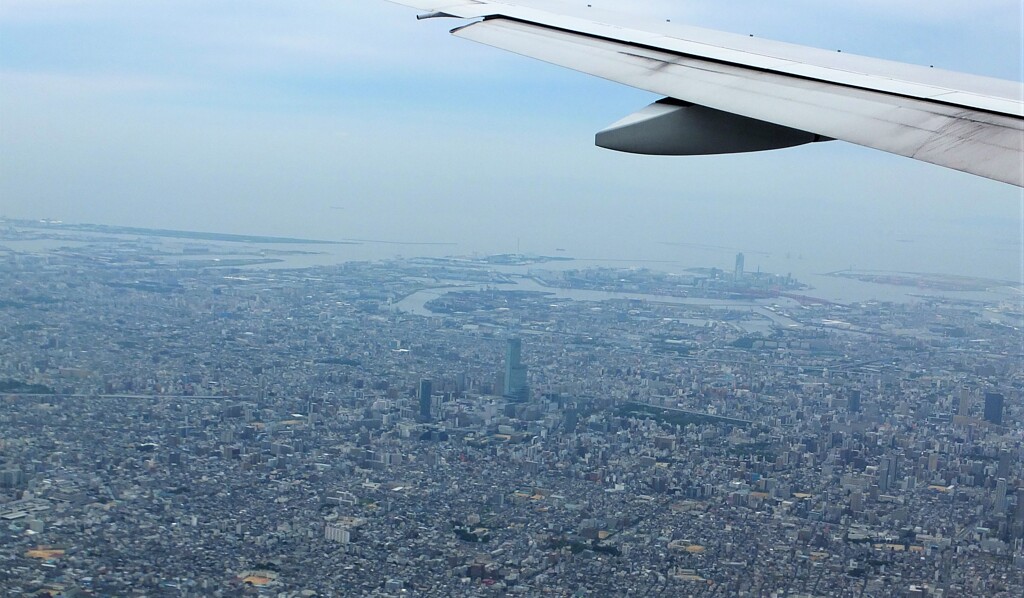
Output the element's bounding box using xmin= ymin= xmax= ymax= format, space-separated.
xmin=386 ymin=0 xmax=1023 ymax=187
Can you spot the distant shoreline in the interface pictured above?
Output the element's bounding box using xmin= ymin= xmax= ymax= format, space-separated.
xmin=5 ymin=219 xmax=354 ymax=245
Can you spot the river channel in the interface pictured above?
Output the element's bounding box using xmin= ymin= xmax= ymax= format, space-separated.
xmin=391 ymin=276 xmax=799 ymax=334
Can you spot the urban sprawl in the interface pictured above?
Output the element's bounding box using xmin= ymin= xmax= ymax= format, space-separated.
xmin=1 ymin=226 xmax=1022 ymax=597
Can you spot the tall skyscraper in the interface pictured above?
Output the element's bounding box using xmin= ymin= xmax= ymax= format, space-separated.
xmin=984 ymin=392 xmax=1004 ymax=425
xmin=994 ymin=478 xmax=1008 ymax=514
xmin=998 ymin=449 xmax=1011 ymax=478
xmin=418 ymin=379 xmax=432 ymax=421
xmin=956 ymin=389 xmax=972 ymax=417
xmin=734 ymin=253 xmax=745 ymax=281
xmin=1014 ymin=488 xmax=1024 ymax=540
xmin=848 ymin=390 xmax=862 ymax=413
xmin=879 ymin=454 xmax=900 ymax=492
xmin=504 ymin=338 xmax=529 ymax=402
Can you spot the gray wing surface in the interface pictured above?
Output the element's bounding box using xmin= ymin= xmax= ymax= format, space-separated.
xmin=389 ymin=0 xmax=1024 ymax=187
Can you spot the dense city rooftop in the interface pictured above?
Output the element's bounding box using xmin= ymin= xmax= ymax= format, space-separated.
xmin=1 ymin=226 xmax=1022 ymax=596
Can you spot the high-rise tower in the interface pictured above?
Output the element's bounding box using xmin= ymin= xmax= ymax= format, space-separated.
xmin=418 ymin=379 xmax=433 ymax=421
xmin=734 ymin=252 xmax=745 ymax=281
xmin=848 ymin=390 xmax=862 ymax=413
xmin=504 ymin=338 xmax=529 ymax=402
xmin=984 ymin=392 xmax=1004 ymax=425
xmin=995 ymin=478 xmax=1008 ymax=514
xmin=956 ymin=388 xmax=972 ymax=417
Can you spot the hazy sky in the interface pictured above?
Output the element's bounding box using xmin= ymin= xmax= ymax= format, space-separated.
xmin=1 ymin=1 xmax=1022 ymax=279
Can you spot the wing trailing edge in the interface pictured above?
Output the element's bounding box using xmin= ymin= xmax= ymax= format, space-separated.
xmin=388 ymin=0 xmax=1024 ymax=186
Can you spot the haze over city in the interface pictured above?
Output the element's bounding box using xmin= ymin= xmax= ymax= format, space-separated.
xmin=2 ymin=1 xmax=1022 ymax=281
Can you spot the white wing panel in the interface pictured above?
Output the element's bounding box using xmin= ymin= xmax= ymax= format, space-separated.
xmin=454 ymin=19 xmax=1023 ymax=186
xmin=393 ymin=0 xmax=1023 ymax=113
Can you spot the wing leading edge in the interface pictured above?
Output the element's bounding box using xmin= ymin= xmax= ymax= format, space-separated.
xmin=388 ymin=0 xmax=1024 ymax=187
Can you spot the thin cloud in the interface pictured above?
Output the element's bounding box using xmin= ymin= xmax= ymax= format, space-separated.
xmin=0 ymin=70 xmax=198 ymax=96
